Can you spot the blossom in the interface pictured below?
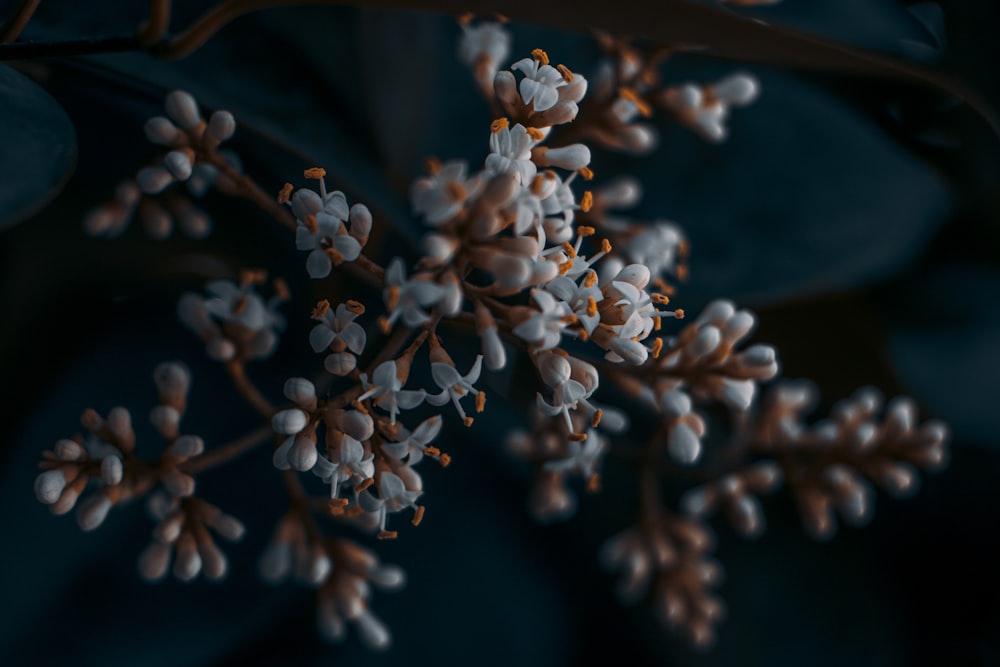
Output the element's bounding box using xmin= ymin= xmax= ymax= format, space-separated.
xmin=512 ymin=289 xmax=574 ymax=351
xmin=312 ymin=436 xmax=374 ymax=498
xmin=203 ymin=279 xmax=284 ymax=333
xmin=485 ymin=123 xmax=537 ymax=184
xmin=511 ymin=57 xmax=567 ymax=111
xmin=411 ymin=160 xmax=483 ymax=225
xmin=310 ymin=302 xmax=367 ymax=371
xmin=358 ymin=472 xmax=423 ymax=533
xmin=383 ymin=258 xmax=445 ymax=328
xmin=458 ymin=21 xmax=511 ymax=87
xmin=623 ymin=222 xmax=685 ymax=277
xmin=381 ymin=416 xmax=443 ymax=465
xmin=357 ymin=360 xmax=426 ymax=424
xmin=542 ymin=429 xmax=607 ymax=480
xmin=544 ymin=275 xmax=602 ymax=335
xmin=426 ymin=355 xmax=484 ymax=424
xmin=660 ymin=73 xmax=759 ymax=143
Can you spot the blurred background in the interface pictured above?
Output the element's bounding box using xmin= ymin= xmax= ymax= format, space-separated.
xmin=1 ymin=1 xmax=998 ymax=665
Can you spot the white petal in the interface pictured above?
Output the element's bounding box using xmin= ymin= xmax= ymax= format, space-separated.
xmin=309 ymin=324 xmax=336 ymax=353
xmin=306 ymin=249 xmax=332 ymax=279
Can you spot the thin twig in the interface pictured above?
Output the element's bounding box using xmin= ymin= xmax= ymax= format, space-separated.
xmin=181 ymin=423 xmax=273 ymax=474
xmin=136 ymin=0 xmax=172 ymax=47
xmin=224 ymin=359 xmax=275 ymax=416
xmin=0 ymin=0 xmax=41 ymax=43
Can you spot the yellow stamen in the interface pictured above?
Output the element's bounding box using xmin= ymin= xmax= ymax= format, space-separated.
xmin=304 ymin=214 xmax=318 ymax=234
xmin=561 ymin=241 xmax=576 ymax=258
xmin=592 ymin=409 xmax=603 ymax=428
xmin=586 ymin=297 xmax=598 ymax=318
xmin=440 ymin=453 xmax=452 ymax=467
xmin=531 ymin=48 xmax=549 ymax=65
xmin=583 ymin=270 xmax=598 ymax=288
xmin=526 ymin=127 xmax=545 ymax=141
xmin=556 ymin=64 xmax=574 ymax=82
xmin=445 ymin=180 xmax=467 ymax=202
xmin=311 ymin=299 xmax=331 ymax=319
xmin=377 ymin=530 xmax=398 ymax=540
xmin=475 ymin=391 xmax=486 ymax=413
xmin=463 ymin=416 xmax=474 ymax=427
xmin=651 ymin=337 xmax=663 ymax=358
xmin=277 ymin=182 xmax=293 ymax=204
xmin=386 ymin=285 xmax=401 ymax=311
xmin=303 ymin=167 xmax=326 ymax=179
xmin=578 ymin=225 xmax=595 ymax=237
xmin=600 ymin=238 xmax=612 ymax=254
xmin=273 ymin=277 xmax=290 ymax=301
xmin=654 ymin=316 xmax=662 ymax=331
xmin=579 ymin=166 xmax=594 ymax=181
xmin=490 ymin=117 xmax=510 ymax=133
xmin=232 ymin=294 xmax=248 ymax=315
xmin=677 ymin=264 xmax=689 ymax=281
xmin=558 ymin=260 xmax=573 ymax=275
xmin=412 ymin=505 xmax=426 ymax=526
xmin=618 ymin=87 xmax=652 ymax=118
xmin=652 ymin=293 xmax=671 ymax=305
xmin=586 ymin=472 xmax=601 ymax=493
xmin=378 ymin=316 xmax=391 ymax=334
xmin=674 ymin=308 xmax=685 ymax=319
xmin=568 ymin=432 xmax=587 ymax=442
xmin=324 ymin=247 xmax=345 ymax=265
xmin=580 ymin=190 xmax=593 ymax=213
xmin=356 ymin=477 xmax=374 ymax=493
xmin=345 ymin=299 xmax=365 ymax=315
xmin=425 ymin=446 xmax=441 ymax=457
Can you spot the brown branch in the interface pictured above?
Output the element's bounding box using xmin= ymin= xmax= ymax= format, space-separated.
xmin=136 ymin=0 xmax=172 ymax=47
xmin=0 ymin=0 xmax=41 ymax=43
xmin=181 ymin=423 xmax=273 ymax=474
xmin=224 ymin=359 xmax=275 ymax=416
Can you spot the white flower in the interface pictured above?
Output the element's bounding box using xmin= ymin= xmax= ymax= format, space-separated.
xmin=542 ymin=429 xmax=606 ymax=480
xmin=426 ymin=356 xmax=484 ymax=423
xmin=511 ymin=57 xmax=567 ymax=111
xmin=203 ymin=279 xmax=285 ymax=333
xmin=358 ymin=472 xmax=423 ymax=533
xmin=383 ymin=258 xmax=446 ymax=328
xmin=536 ymin=354 xmax=600 ymax=431
xmin=312 ymin=436 xmax=374 ymax=498
xmin=623 ymin=222 xmax=685 ymax=277
xmin=411 ymin=160 xmax=483 ymax=226
xmin=357 ymin=360 xmax=426 ymax=424
xmin=544 ymin=275 xmax=602 ymax=334
xmin=485 ymin=123 xmax=537 ymax=185
xmin=458 ymin=22 xmax=511 ymax=83
xmin=381 ymin=416 xmax=443 ymax=464
xmin=660 ymin=73 xmax=759 ymax=143
xmin=513 ymin=290 xmax=573 ymax=351
xmin=310 ymin=302 xmax=366 ymax=356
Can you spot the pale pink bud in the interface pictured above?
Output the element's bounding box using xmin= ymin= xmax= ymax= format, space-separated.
xmin=668 ymin=422 xmax=701 ymax=464
xmin=170 ymin=435 xmax=205 ymax=459
xmin=335 ymin=410 xmax=374 ymax=442
xmin=101 ymin=455 xmax=124 ymax=485
xmin=324 ymin=352 xmax=357 ymax=376
xmin=138 ymin=541 xmax=172 ymax=581
xmin=542 ymin=144 xmax=591 ymax=171
xmin=54 ymin=439 xmax=84 ymax=461
xmin=349 ymin=203 xmax=372 ymax=245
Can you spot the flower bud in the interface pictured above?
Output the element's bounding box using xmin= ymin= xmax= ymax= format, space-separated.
xmin=284 ymin=378 xmax=316 ymax=407
xmin=170 ymin=435 xmax=205 ymax=459
xmin=144 ymin=116 xmax=180 ymax=145
xmin=101 ymin=455 xmax=124 ymax=486
xmin=206 ymin=110 xmax=236 ymax=142
xmin=541 ymin=144 xmax=591 ymax=171
xmin=138 ymin=541 xmax=172 ymax=582
xmin=165 ymin=90 xmax=201 ymax=130
xmin=272 ymin=408 xmax=308 ymax=435
xmin=164 ymin=150 xmax=193 ymax=180
xmin=336 ymin=410 xmax=374 ymax=442
xmin=136 ymin=166 xmax=174 ymax=194
xmin=77 ymin=495 xmax=113 ymax=531
xmin=34 ymin=470 xmax=67 ymax=504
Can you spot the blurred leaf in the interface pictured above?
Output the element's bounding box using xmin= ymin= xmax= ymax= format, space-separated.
xmin=887 ymin=262 xmax=1000 ymax=447
xmin=0 ymin=64 xmax=77 ymax=228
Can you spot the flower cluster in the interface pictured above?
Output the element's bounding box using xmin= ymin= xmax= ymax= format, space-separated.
xmin=84 ymin=90 xmax=241 ymax=239
xmin=37 ymin=13 xmax=951 ymax=657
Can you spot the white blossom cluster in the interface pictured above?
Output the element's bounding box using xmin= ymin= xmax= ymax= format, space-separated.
xmin=178 ymin=277 xmax=286 ymax=362
xmin=85 ymin=90 xmax=241 ymax=239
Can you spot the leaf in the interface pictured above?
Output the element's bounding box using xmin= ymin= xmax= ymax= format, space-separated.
xmin=887 ymin=263 xmax=1000 ymax=448
xmin=0 ymin=64 xmax=77 ymax=228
